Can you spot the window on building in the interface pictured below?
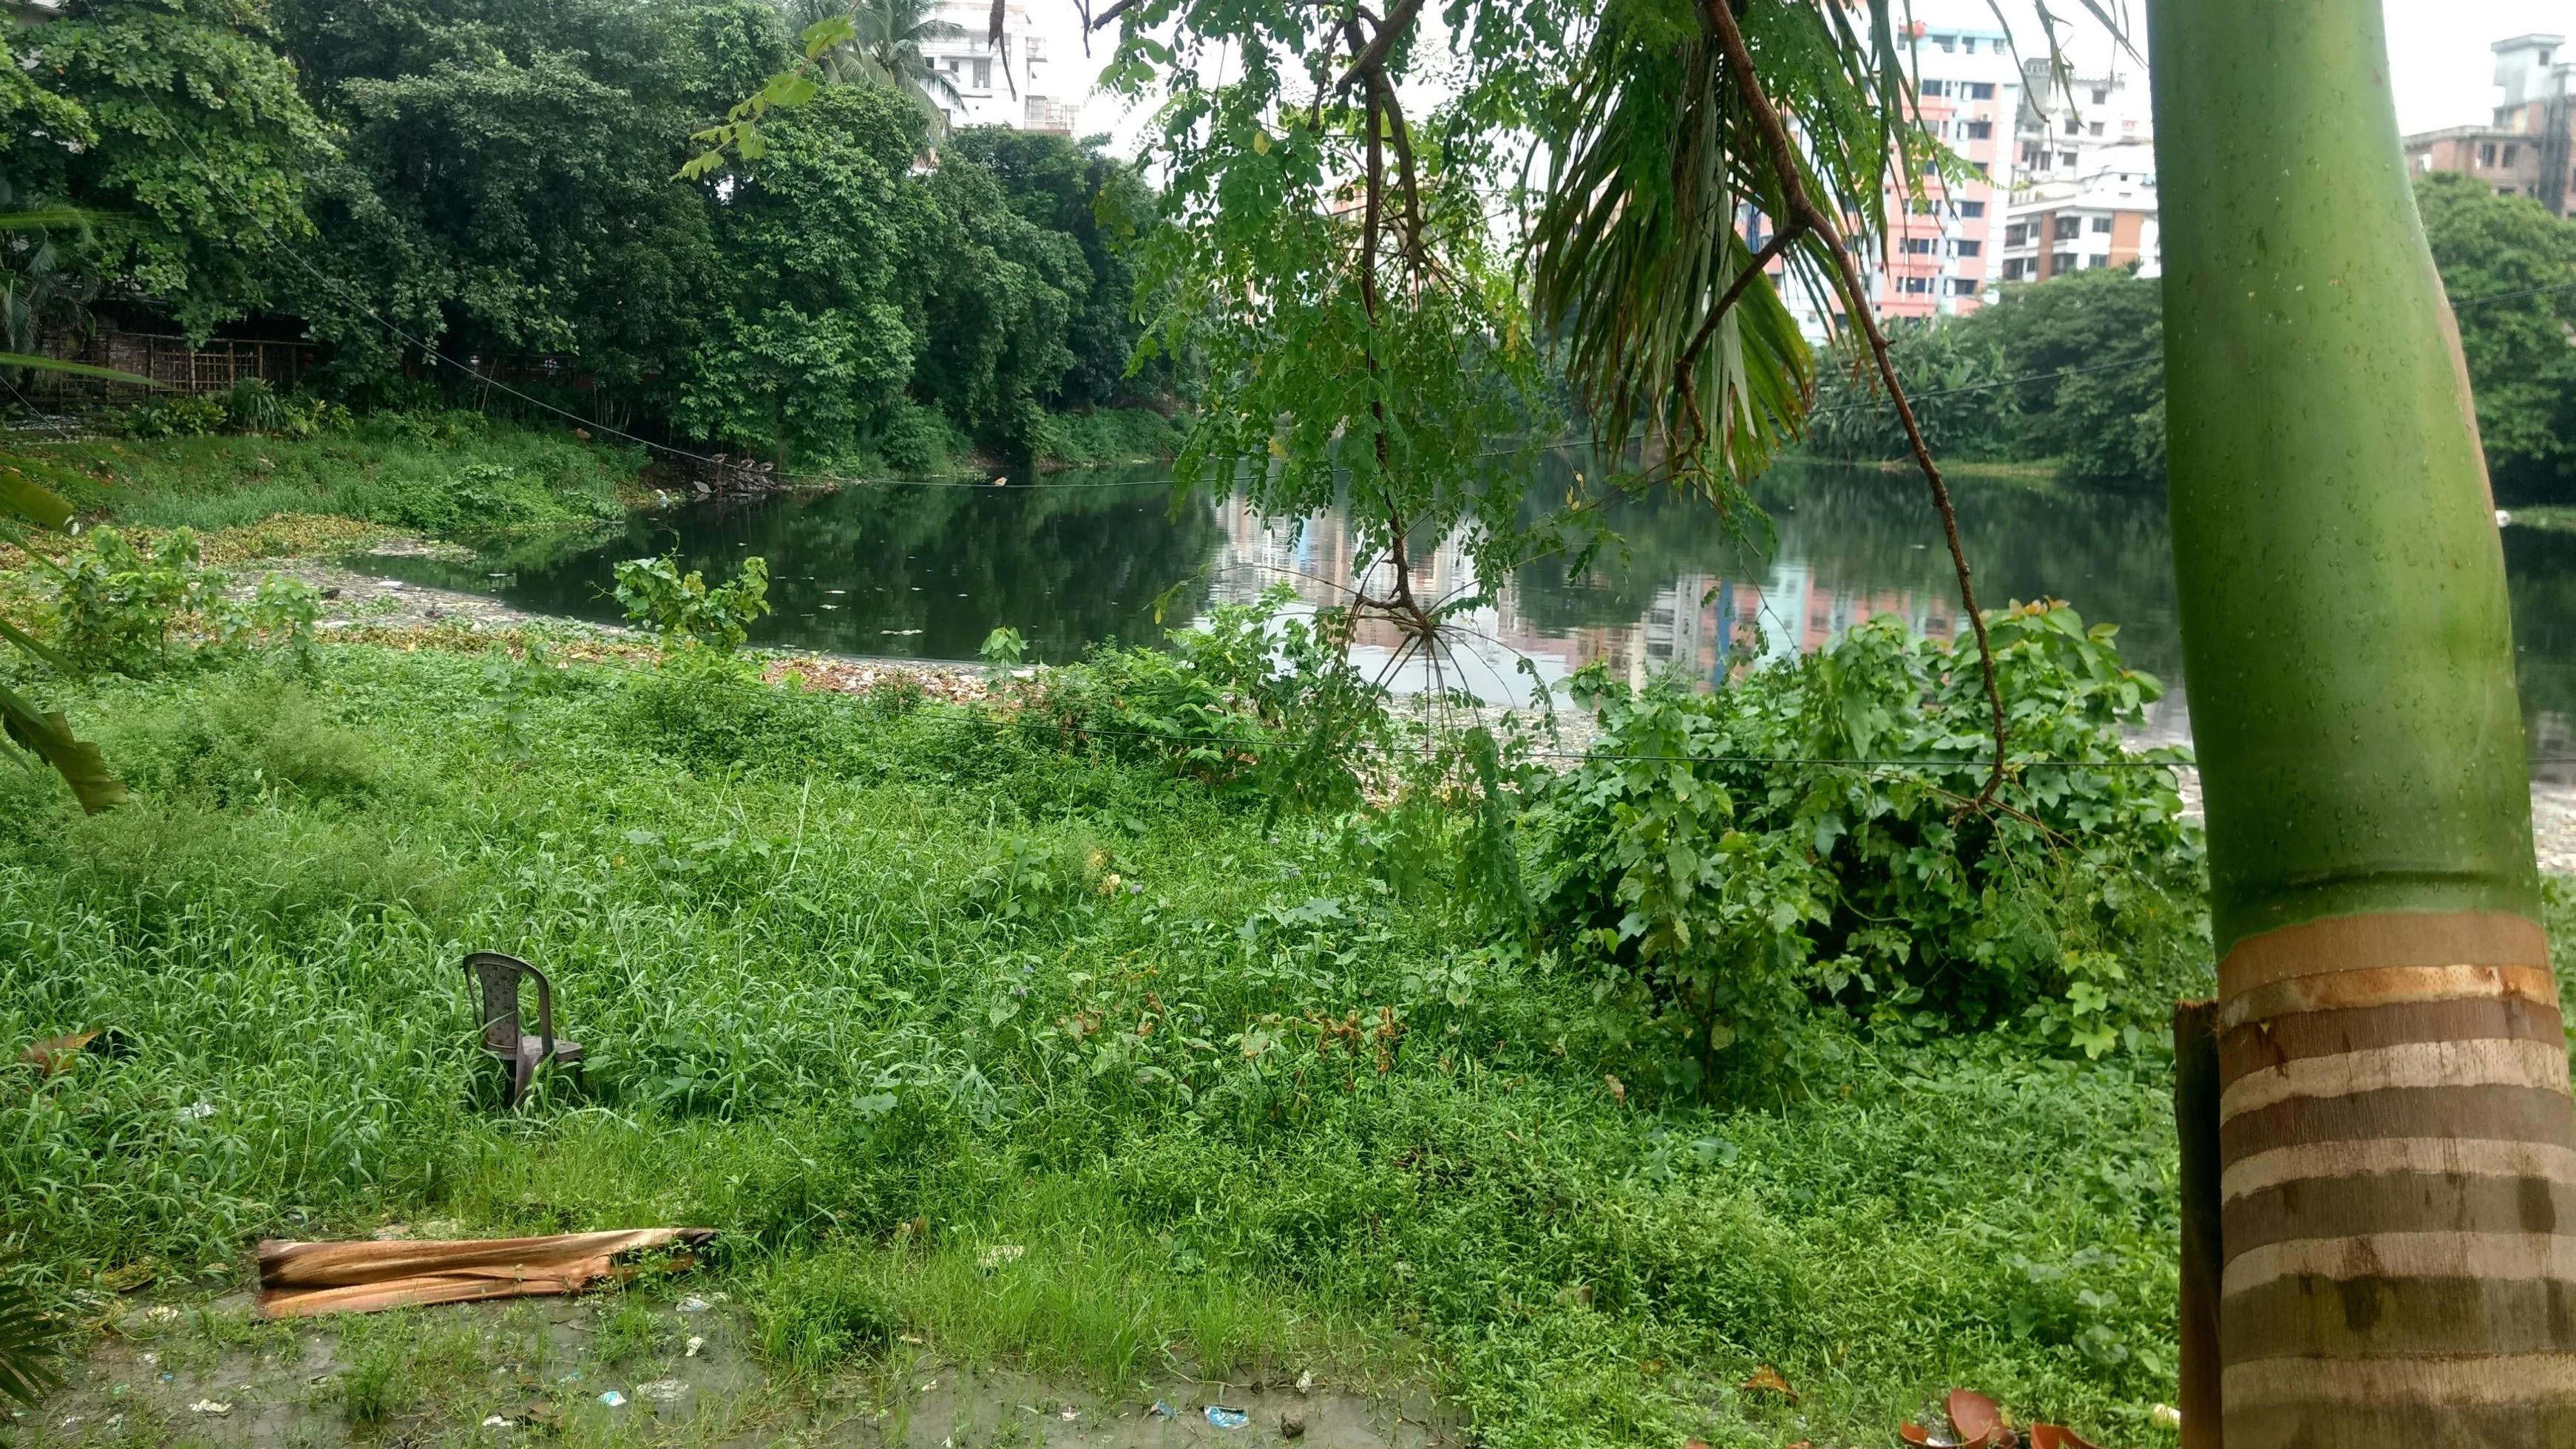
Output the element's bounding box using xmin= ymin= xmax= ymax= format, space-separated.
xmin=1954 ymin=239 xmax=1982 ymax=257
xmin=2091 ymin=216 xmax=2115 ymax=234
xmin=1899 ymin=276 xmax=1933 ymax=293
xmin=1959 ymin=200 xmax=1987 ymax=218
xmin=971 ymin=57 xmax=993 ymax=89
xmin=1950 ymin=278 xmax=1979 ymax=295
xmin=1970 ymin=81 xmax=1995 ymax=99
xmin=2050 ymin=250 xmax=2075 ymax=274
xmin=2053 ymin=214 xmax=2083 ymax=240
xmin=2002 ymin=258 xmax=2028 ymax=280
xmin=2004 ymin=221 xmax=2028 ymax=245
xmin=2504 ymin=143 xmax=2521 ymax=167
xmin=2481 ymin=142 xmax=2498 ymax=167
xmin=2065 ymin=118 xmax=2082 ymax=135
xmin=1909 ymin=198 xmax=1937 ymax=214
xmin=2084 ymin=254 xmax=2106 ymax=268
xmin=2091 ymin=86 xmax=2109 ymax=104
xmin=2059 ymin=150 xmax=2078 ymax=168
xmin=1922 ymin=79 xmax=1948 ymax=98
xmin=1964 ymin=120 xmax=1992 ymax=139
xmin=1934 ymin=33 xmax=1954 ymax=50
xmin=1973 ymin=160 xmax=1990 ymax=177
xmin=2088 ymin=121 xmax=2105 ymax=136
xmin=1899 ymin=237 xmax=1936 ymax=254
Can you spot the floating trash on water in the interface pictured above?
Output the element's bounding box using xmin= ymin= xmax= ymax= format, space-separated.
xmin=684 ymin=1335 xmax=705 ymax=1357
xmin=634 ymin=1380 xmax=686 ymax=1403
xmin=977 ymin=1243 xmax=1025 ymax=1271
xmin=1205 ymin=1405 xmax=1250 ymax=1429
xmin=597 ymin=1390 xmax=626 ymax=1409
xmin=481 ymin=1414 xmax=512 ymax=1428
xmin=188 ymin=1401 xmax=231 ymax=1416
xmin=676 ymin=1296 xmax=711 ymax=1314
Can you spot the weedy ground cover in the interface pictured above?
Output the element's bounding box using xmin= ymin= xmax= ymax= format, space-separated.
xmin=0 ymin=612 xmax=2248 ymax=1448
xmin=35 ymin=415 xmax=639 ymax=538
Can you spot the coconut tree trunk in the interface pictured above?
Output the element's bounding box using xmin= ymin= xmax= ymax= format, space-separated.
xmin=2150 ymin=2 xmax=2576 ymax=1444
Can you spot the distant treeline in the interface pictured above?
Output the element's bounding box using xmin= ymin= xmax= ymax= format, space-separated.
xmin=0 ymin=0 xmax=1178 ymax=470
xmin=1808 ymin=174 xmax=2576 ymax=500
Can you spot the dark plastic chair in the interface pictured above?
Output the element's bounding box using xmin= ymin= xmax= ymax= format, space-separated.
xmin=463 ymin=951 xmax=583 ymax=1107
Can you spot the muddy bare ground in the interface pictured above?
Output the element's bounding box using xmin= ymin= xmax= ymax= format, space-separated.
xmin=5 ymin=1289 xmax=1448 ymax=1449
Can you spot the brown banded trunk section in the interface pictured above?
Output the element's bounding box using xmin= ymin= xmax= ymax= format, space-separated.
xmin=2176 ymin=998 xmax=2223 ymax=1449
xmin=2216 ymin=911 xmax=2576 ymax=1447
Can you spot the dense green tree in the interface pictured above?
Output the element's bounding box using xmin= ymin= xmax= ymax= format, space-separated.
xmin=674 ymin=84 xmax=934 ymax=461
xmin=1967 ymin=266 xmax=2166 ymax=483
xmin=3 ymin=0 xmax=331 ymax=338
xmin=945 ymin=128 xmax=1169 ymax=407
xmin=909 ymin=155 xmax=1083 ymax=450
xmin=2415 ymin=171 xmax=2576 ymax=498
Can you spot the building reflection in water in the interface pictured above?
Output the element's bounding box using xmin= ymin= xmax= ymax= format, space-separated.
xmin=1207 ymin=494 xmax=1959 ymax=707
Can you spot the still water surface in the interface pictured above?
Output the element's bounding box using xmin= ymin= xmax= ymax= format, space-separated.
xmin=354 ymin=462 xmax=2576 ymax=773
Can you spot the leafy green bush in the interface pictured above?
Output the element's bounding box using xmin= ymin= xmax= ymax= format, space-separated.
xmin=376 ymin=460 xmax=618 ymax=536
xmin=872 ymin=398 xmax=963 ymax=476
xmin=47 ymin=527 xmax=223 ymax=673
xmin=47 ymin=527 xmax=324 ymax=676
xmin=1031 ymin=407 xmax=1186 ymax=466
xmin=612 ymin=554 xmax=773 ymax=653
xmin=1529 ymin=603 xmax=2204 ymax=1093
xmin=977 ymin=625 xmax=1026 ymax=666
xmin=102 ymin=394 xmax=230 ymax=439
xmin=1020 ymin=586 xmax=1385 ymax=810
xmin=235 ymin=379 xmax=350 ymax=440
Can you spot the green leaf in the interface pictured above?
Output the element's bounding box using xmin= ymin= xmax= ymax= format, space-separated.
xmin=0 ymin=352 xmax=156 ymax=387
xmin=0 ymin=614 xmax=72 ymax=672
xmin=0 ymin=461 xmax=76 ymax=532
xmin=0 ymin=1277 xmax=65 ymax=1409
xmin=0 ymin=680 xmax=126 ymax=814
xmin=801 ymin=13 xmax=858 ymax=58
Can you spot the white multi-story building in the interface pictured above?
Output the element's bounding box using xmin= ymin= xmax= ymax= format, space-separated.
xmin=1998 ymin=62 xmax=2160 ymax=282
xmin=925 ymin=0 xmax=1082 ymax=134
xmin=1765 ymin=17 xmax=2024 ymax=334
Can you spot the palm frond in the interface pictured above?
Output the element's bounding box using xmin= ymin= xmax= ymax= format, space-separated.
xmin=0 ymin=1277 xmax=65 ymax=1409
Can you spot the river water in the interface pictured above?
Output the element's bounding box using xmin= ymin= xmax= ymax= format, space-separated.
xmin=351 ymin=461 xmax=2576 ymax=781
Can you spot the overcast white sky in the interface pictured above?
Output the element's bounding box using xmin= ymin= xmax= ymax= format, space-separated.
xmin=1049 ymin=0 xmax=2574 ymax=155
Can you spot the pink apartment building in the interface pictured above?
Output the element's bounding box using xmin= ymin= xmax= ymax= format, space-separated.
xmin=1763 ymin=21 xmax=2024 ymax=332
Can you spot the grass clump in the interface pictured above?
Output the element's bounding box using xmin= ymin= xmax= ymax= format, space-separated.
xmin=0 ymin=616 xmax=2220 ymax=1447
xmin=44 ymin=413 xmax=637 ymax=537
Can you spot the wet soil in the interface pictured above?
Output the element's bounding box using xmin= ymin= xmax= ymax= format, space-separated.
xmin=6 ymin=1290 xmax=1446 ymax=1449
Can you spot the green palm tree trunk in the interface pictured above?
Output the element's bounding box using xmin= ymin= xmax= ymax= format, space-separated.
xmin=2152 ymin=2 xmax=2576 ymax=1442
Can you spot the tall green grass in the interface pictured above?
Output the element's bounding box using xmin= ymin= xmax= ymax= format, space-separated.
xmin=42 ymin=414 xmax=638 ymax=535
xmin=0 ymin=646 xmax=2203 ymax=1446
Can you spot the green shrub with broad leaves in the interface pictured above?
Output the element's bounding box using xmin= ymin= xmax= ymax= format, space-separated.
xmin=44 ymin=526 xmax=322 ymax=676
xmin=1528 ymin=602 xmax=2205 ymax=1094
xmin=1017 ymin=585 xmax=1386 ymax=812
xmin=612 ymin=554 xmax=773 ymax=654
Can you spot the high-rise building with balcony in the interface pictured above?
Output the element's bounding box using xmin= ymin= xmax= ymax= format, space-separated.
xmin=1998 ymin=61 xmax=2159 ymax=283
xmin=1765 ymin=18 xmax=2024 ymax=333
xmin=924 ymin=1 xmax=1083 ymax=135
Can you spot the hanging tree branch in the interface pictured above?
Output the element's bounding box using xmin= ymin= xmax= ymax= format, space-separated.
xmin=1696 ymin=0 xmax=2011 ymax=807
